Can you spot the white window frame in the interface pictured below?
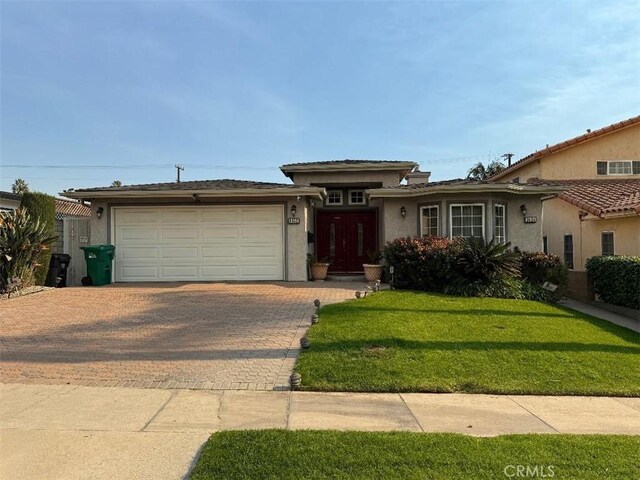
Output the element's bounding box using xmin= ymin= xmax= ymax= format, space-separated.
xmin=325 ymin=190 xmax=343 ymax=206
xmin=494 ymin=203 xmax=506 ymax=243
xmin=419 ymin=205 xmax=440 ymax=237
xmin=348 ymin=190 xmax=366 ymax=205
xmin=598 ymin=160 xmax=635 ymax=176
xmin=449 ymin=203 xmax=485 ymax=240
xmin=601 ymin=231 xmax=615 ymax=256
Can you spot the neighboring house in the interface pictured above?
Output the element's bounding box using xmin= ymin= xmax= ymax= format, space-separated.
xmin=62 ymin=160 xmax=562 ymax=283
xmin=0 ymin=191 xmax=22 ymax=211
xmin=490 ymin=115 xmax=640 ymax=300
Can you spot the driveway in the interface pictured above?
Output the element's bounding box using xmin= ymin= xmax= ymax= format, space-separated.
xmin=0 ymin=282 xmax=357 ymax=390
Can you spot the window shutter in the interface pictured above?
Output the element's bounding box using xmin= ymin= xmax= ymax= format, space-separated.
xmin=596 ymin=162 xmax=607 ymax=175
xmin=633 ymin=161 xmax=640 ymax=174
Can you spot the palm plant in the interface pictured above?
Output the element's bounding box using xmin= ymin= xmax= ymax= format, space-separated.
xmin=0 ymin=209 xmax=57 ymax=293
xmin=455 ymin=237 xmax=520 ymax=283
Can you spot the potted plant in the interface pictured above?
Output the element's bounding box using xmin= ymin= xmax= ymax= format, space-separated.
xmin=363 ymin=250 xmax=383 ymax=282
xmin=307 ymin=253 xmax=330 ymax=281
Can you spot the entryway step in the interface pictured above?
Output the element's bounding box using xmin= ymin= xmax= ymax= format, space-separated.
xmin=325 ymin=275 xmax=366 ymax=282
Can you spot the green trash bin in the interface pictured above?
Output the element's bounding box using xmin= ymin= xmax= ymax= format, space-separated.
xmin=80 ymin=245 xmax=115 ymax=286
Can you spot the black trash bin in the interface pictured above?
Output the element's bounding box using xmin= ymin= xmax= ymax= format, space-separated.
xmin=45 ymin=253 xmax=72 ymax=288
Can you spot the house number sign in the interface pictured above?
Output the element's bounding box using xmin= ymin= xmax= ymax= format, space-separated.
xmin=287 ymin=217 xmax=301 ymax=225
xmin=524 ymin=216 xmax=537 ymax=224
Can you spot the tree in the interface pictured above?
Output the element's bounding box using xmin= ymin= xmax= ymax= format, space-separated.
xmin=111 ymin=180 xmax=122 ymax=187
xmin=11 ymin=178 xmax=29 ymax=194
xmin=467 ymin=160 xmax=506 ymax=180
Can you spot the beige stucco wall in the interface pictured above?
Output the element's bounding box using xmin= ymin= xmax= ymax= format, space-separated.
xmin=381 ymin=193 xmax=544 ymax=252
xmin=543 ymin=197 xmax=640 ymax=270
xmin=291 ymin=170 xmax=403 ymax=187
xmin=499 ymin=123 xmax=640 ymax=183
xmin=88 ymin=196 xmax=310 ymax=282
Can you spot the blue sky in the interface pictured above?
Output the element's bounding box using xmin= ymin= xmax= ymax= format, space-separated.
xmin=1 ymin=0 xmax=638 ymax=196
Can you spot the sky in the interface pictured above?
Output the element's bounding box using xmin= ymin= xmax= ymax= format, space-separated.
xmin=1 ymin=0 xmax=638 ymax=196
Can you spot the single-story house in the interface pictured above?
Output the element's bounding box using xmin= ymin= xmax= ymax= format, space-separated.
xmin=0 ymin=191 xmax=23 ymax=211
xmin=61 ymin=160 xmax=564 ymax=283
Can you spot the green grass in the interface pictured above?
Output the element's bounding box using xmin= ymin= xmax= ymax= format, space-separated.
xmin=190 ymin=430 xmax=640 ymax=479
xmin=296 ymin=291 xmax=640 ymax=395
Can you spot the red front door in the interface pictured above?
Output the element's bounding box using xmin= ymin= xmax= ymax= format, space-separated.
xmin=315 ymin=211 xmax=377 ymax=274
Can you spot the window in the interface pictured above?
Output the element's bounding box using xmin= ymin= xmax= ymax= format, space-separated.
xmin=349 ymin=190 xmax=365 ymax=205
xmin=597 ymin=160 xmax=639 ymax=176
xmin=601 ymin=231 xmax=614 ymax=256
xmin=326 ymin=190 xmax=343 ymax=205
xmin=494 ymin=204 xmax=506 ymax=243
xmin=420 ymin=205 xmax=439 ymax=236
xmin=450 ymin=204 xmax=485 ymax=239
xmin=563 ymin=234 xmax=574 ymax=269
xmin=543 ymin=236 xmax=548 ymax=254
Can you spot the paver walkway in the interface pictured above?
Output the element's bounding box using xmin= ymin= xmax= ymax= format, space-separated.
xmin=0 ymin=282 xmax=359 ymax=390
xmin=2 ymin=384 xmax=639 ymax=479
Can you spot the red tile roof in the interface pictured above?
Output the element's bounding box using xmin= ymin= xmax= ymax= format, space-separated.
xmin=491 ymin=115 xmax=640 ymax=180
xmin=528 ymin=178 xmax=640 ymax=217
xmin=55 ymin=199 xmax=91 ymax=219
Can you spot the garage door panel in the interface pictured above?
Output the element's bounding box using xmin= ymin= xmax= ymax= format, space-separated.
xmin=121 ymin=247 xmax=158 ymax=260
xmin=201 ymin=209 xmax=239 ymax=222
xmin=117 ymin=210 xmax=160 ymax=224
xmin=161 ymin=266 xmax=199 ymax=278
xmin=202 ymin=246 xmax=238 ymax=258
xmin=201 ymin=265 xmax=239 ymax=278
xmin=122 ymin=266 xmax=158 ymax=279
xmin=120 ymin=228 xmax=158 ymax=241
xmin=114 ymin=206 xmax=283 ymax=282
xmin=161 ymin=247 xmax=198 ymax=259
xmin=161 ymin=210 xmax=199 ymax=223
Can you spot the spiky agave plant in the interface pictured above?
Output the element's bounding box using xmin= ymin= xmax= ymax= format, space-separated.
xmin=455 ymin=236 xmax=520 ymax=284
xmin=0 ymin=209 xmax=57 ymax=293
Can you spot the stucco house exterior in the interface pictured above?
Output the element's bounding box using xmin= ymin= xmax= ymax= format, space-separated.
xmin=491 ymin=115 xmax=640 ymax=299
xmin=62 ymin=160 xmax=563 ymax=283
xmin=0 ymin=191 xmax=23 ymax=211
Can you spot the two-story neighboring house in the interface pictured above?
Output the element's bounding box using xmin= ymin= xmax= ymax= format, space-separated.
xmin=491 ymin=115 xmax=640 ymax=300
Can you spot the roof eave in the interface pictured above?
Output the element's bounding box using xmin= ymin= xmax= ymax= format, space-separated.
xmin=367 ymin=184 xmax=567 ymax=198
xmin=61 ymin=187 xmax=326 ymax=200
xmin=280 ymin=162 xmax=418 ymax=175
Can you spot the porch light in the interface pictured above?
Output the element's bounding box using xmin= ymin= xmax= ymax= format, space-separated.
xmin=96 ymin=207 xmax=104 ymax=219
xmin=290 ymin=204 xmax=297 ymax=217
xmin=520 ymin=204 xmax=527 ymax=216
xmin=400 ymin=206 xmax=407 ymax=218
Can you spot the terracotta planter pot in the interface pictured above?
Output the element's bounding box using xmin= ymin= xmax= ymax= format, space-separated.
xmin=363 ymin=264 xmax=383 ymax=282
xmin=310 ymin=263 xmax=329 ymax=281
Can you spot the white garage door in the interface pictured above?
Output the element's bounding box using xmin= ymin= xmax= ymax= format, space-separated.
xmin=112 ymin=205 xmax=284 ymax=282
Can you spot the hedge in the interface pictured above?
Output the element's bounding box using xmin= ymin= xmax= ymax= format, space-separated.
xmin=586 ymin=256 xmax=640 ymax=310
xmin=20 ymin=192 xmax=57 ymax=286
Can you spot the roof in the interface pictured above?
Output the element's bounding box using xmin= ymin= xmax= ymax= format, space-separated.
xmin=62 ymin=179 xmax=325 ymax=200
xmin=491 ymin=115 xmax=640 ymax=180
xmin=367 ymin=178 xmax=566 ymax=198
xmin=0 ymin=191 xmax=23 ymax=202
xmin=55 ymin=199 xmax=91 ymax=219
xmin=528 ymin=178 xmax=640 ymax=217
xmin=280 ymin=159 xmax=418 ymax=180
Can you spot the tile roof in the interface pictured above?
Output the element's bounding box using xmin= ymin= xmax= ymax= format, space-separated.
xmin=491 ymin=115 xmax=640 ymax=180
xmin=280 ymin=159 xmax=418 ymax=168
xmin=67 ymin=179 xmax=299 ymax=193
xmin=55 ymin=199 xmax=91 ymax=219
xmin=528 ymin=178 xmax=640 ymax=217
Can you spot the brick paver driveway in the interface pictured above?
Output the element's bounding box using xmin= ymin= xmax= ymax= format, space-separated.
xmin=1 ymin=282 xmax=357 ymax=390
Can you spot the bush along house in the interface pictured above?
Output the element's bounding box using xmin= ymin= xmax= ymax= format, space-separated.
xmin=61 ymin=160 xmax=564 ymax=283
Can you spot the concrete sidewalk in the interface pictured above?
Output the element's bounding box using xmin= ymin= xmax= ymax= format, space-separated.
xmin=2 ymin=384 xmax=639 ymax=479
xmin=560 ymin=297 xmax=640 ymax=333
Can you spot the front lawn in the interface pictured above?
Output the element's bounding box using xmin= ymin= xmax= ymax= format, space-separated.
xmin=296 ymin=291 xmax=640 ymax=396
xmin=191 ymin=430 xmax=640 ymax=479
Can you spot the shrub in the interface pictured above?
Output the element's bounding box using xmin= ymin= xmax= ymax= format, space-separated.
xmin=586 ymin=256 xmax=640 ymax=309
xmin=453 ymin=237 xmax=520 ymax=284
xmin=19 ymin=192 xmax=56 ymax=286
xmin=445 ymin=276 xmax=525 ymax=300
xmin=383 ymin=236 xmax=456 ymax=291
xmin=0 ymin=209 xmax=57 ymax=293
xmin=519 ymin=251 xmax=568 ymax=302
